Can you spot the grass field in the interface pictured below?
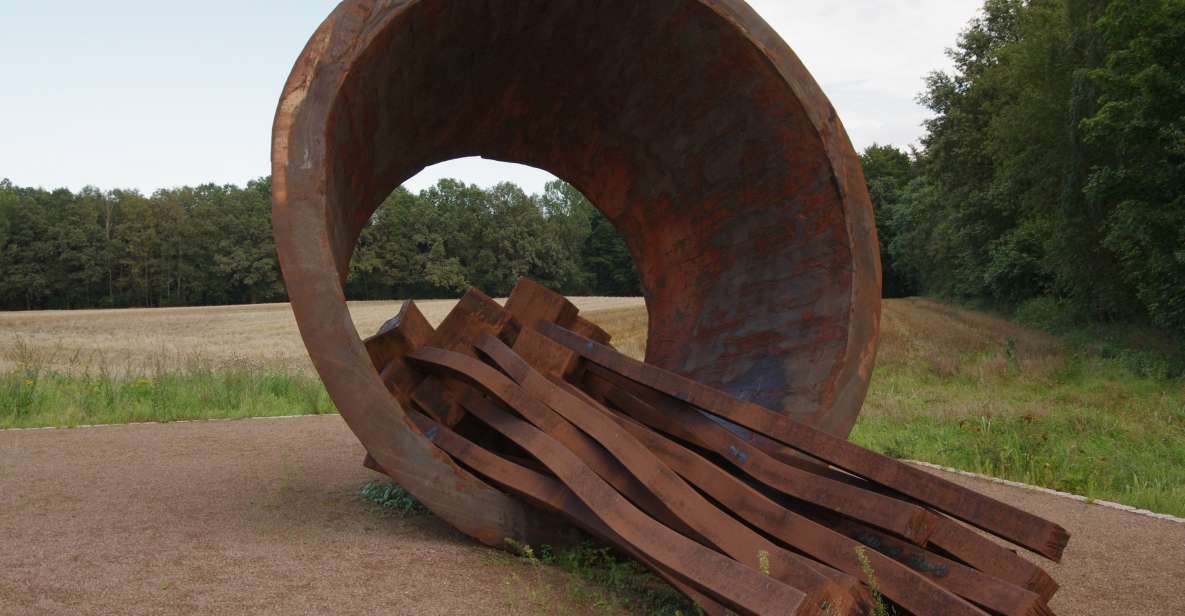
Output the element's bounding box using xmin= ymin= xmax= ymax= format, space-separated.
xmin=0 ymin=297 xmax=645 ymax=375
xmin=0 ymin=297 xmax=642 ymax=428
xmin=852 ymin=299 xmax=1184 ymax=516
xmin=2 ymin=297 xmax=1182 ymax=517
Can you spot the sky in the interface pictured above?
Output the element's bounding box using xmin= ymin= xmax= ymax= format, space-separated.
xmin=0 ymin=1 xmax=982 ymax=196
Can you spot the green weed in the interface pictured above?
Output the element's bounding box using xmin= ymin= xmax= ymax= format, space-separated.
xmin=0 ymin=349 xmax=335 ymax=429
xmin=358 ymin=481 xmax=429 ymax=516
xmin=854 ymin=547 xmax=893 ymax=616
xmin=528 ymin=541 xmax=698 ymax=616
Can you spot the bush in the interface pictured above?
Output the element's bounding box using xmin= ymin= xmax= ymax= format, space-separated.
xmin=1013 ymin=296 xmax=1082 ymax=333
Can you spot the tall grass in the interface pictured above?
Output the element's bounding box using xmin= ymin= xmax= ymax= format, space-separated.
xmin=500 ymin=538 xmax=698 ymax=615
xmin=594 ymin=298 xmax=1185 ymax=517
xmin=5 ymin=299 xmax=1182 ymax=517
xmin=855 ymin=299 xmax=1185 ymax=516
xmin=0 ymin=337 xmax=334 ymax=429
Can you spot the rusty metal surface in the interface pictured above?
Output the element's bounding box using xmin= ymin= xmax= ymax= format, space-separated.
xmin=276 ymin=272 xmax=1070 ymax=614
xmin=266 ymin=2 xmax=1073 ymax=612
xmin=274 ymin=265 xmax=1067 ymax=613
xmin=272 ymin=0 xmax=882 ymax=569
xmin=410 ymin=349 xmax=825 ymax=615
xmin=397 ymin=409 xmax=732 ymax=616
xmin=581 ymin=366 xmax=939 ymax=545
xmin=468 ymin=336 xmax=859 ymax=606
xmin=271 ymin=0 xmax=881 ymax=444
xmin=539 ymin=321 xmax=1071 ymax=563
xmin=599 ymin=408 xmax=987 ymax=616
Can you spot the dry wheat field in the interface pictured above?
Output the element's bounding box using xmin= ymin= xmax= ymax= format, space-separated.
xmin=0 ymin=296 xmax=1063 ymax=392
xmin=0 ymin=297 xmax=646 ymax=375
xmin=0 ymin=297 xmax=1060 ymax=380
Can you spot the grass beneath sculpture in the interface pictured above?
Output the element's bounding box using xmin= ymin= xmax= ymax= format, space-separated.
xmin=2 ymin=297 xmax=1182 ymax=516
xmin=358 ymin=480 xmax=698 ymax=616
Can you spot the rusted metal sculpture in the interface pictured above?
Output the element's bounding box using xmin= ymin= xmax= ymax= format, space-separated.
xmin=272 ymin=0 xmax=879 ymax=440
xmin=272 ymin=2 xmax=1067 ymax=614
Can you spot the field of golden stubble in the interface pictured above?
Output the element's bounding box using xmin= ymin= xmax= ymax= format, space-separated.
xmin=0 ymin=296 xmax=1061 ymax=383
xmin=0 ymin=297 xmax=646 ymax=375
xmin=5 ymin=296 xmax=1181 ymax=516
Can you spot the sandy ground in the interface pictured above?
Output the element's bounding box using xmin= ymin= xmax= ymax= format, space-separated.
xmin=0 ymin=416 xmax=601 ymax=616
xmin=0 ymin=298 xmax=645 ymax=374
xmin=2 ymin=416 xmax=1183 ymax=615
xmin=920 ymin=467 xmax=1185 ymax=616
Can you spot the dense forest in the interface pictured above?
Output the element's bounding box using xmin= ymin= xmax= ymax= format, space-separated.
xmin=1 ymin=0 xmax=1182 ymax=335
xmin=0 ymin=177 xmax=639 ymax=309
xmin=866 ymin=0 xmax=1184 ymax=334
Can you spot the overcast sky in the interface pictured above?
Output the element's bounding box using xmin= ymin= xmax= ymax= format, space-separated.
xmin=0 ymin=1 xmax=982 ymax=195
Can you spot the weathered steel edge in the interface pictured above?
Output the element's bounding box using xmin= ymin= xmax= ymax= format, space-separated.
xmin=270 ymin=0 xmax=883 ymax=546
xmin=701 ymin=0 xmax=882 ymax=438
xmin=270 ymin=0 xmax=558 ymax=548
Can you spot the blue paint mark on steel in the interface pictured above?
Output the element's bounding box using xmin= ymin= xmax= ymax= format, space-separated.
xmin=702 ymin=411 xmax=756 ymax=443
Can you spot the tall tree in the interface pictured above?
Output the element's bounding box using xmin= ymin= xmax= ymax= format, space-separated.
xmin=860 ymin=144 xmax=919 ymax=297
xmin=1084 ymin=0 xmax=1185 ymax=330
xmin=211 ymin=179 xmax=284 ymax=304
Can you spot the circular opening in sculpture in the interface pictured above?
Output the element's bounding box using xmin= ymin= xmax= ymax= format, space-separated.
xmin=275 ymin=0 xmax=881 ymax=439
xmin=345 ymin=159 xmax=641 ymax=304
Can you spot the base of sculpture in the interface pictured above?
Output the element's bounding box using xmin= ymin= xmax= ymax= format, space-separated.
xmin=357 ymin=279 xmax=1066 ymax=616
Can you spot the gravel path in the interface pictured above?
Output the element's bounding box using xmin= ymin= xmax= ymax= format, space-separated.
xmin=0 ymin=416 xmax=596 ymax=616
xmin=2 ymin=415 xmax=1183 ymax=615
xmin=917 ymin=464 xmax=1185 ymax=615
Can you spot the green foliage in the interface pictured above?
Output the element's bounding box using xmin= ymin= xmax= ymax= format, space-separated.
xmin=0 ymin=179 xmax=287 ymax=309
xmin=854 ymin=547 xmax=892 ymax=616
xmin=358 ymin=481 xmax=429 ymax=516
xmin=1084 ymin=0 xmax=1185 ymax=331
xmin=855 ymin=346 xmax=1185 ymax=517
xmin=864 ymin=0 xmax=1185 ymax=337
xmin=502 ymin=539 xmax=699 ymax=616
xmin=346 ymin=178 xmax=640 ymax=300
xmin=0 ymin=363 xmax=334 ymax=430
xmin=1013 ymin=296 xmax=1084 ymax=331
xmin=860 ymin=144 xmax=919 ymax=298
xmin=0 ymin=176 xmax=640 ymax=310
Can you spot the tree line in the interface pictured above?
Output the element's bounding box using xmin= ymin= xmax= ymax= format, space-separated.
xmin=0 ymin=176 xmax=639 ymax=311
xmin=864 ymin=0 xmax=1184 ymax=335
xmin=3 ymin=0 xmax=1181 ymax=336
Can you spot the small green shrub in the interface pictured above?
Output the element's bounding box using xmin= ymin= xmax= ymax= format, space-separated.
xmin=855 ymin=547 xmax=892 ymax=616
xmin=536 ymin=541 xmax=698 ymax=616
xmin=1013 ymin=296 xmax=1081 ymax=332
xmin=358 ymin=481 xmax=428 ymax=516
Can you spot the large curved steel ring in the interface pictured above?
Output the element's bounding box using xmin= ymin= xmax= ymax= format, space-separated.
xmin=272 ymin=0 xmax=881 ymax=546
